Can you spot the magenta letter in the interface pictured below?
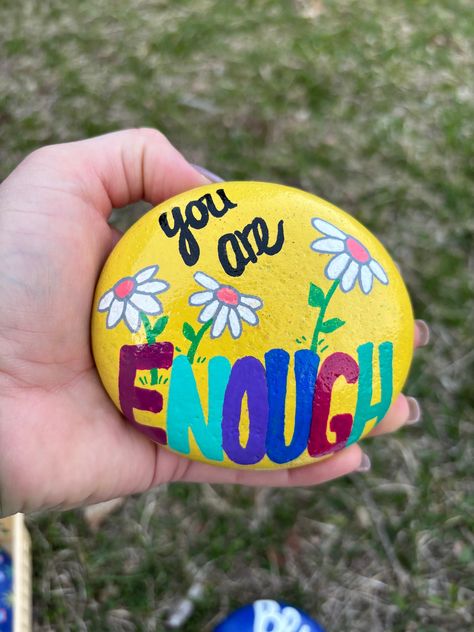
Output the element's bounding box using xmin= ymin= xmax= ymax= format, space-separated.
xmin=118 ymin=342 xmax=174 ymax=445
xmin=308 ymin=352 xmax=359 ymax=457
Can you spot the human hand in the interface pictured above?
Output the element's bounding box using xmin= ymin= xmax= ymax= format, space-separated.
xmin=0 ymin=129 xmax=428 ymax=516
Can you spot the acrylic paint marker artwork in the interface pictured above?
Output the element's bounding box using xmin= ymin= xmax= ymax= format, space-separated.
xmin=92 ymin=182 xmax=414 ymax=470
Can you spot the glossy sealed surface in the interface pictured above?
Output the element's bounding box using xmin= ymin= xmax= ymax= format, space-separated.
xmin=92 ymin=182 xmax=414 ymax=470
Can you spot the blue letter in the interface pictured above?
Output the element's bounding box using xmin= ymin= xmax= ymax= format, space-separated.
xmin=265 ymin=349 xmax=319 ymax=464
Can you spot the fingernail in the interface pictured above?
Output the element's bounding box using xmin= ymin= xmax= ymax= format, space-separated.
xmin=356 ymin=453 xmax=371 ymax=472
xmin=192 ymin=164 xmax=224 ymax=183
xmin=406 ymin=396 xmax=421 ymax=424
xmin=415 ymin=319 xmax=430 ymax=346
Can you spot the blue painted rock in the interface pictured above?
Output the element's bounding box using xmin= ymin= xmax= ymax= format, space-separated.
xmin=0 ymin=550 xmax=13 ymax=631
xmin=214 ymin=600 xmax=325 ymax=632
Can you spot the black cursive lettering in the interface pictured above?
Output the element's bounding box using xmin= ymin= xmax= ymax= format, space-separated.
xmin=158 ymin=188 xmax=238 ymax=267
xmin=218 ymin=217 xmax=285 ymax=277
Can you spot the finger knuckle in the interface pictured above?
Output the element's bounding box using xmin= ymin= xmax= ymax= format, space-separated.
xmin=134 ymin=127 xmax=168 ymax=145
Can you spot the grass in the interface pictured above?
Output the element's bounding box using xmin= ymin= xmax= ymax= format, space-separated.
xmin=1 ymin=0 xmax=473 ymax=629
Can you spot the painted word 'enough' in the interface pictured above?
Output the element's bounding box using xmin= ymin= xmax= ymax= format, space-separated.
xmin=118 ymin=342 xmax=393 ymax=465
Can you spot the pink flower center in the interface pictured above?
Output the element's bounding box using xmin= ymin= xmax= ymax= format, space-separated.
xmin=216 ymin=286 xmax=239 ymax=305
xmin=114 ymin=277 xmax=136 ymax=299
xmin=346 ymin=237 xmax=370 ymax=263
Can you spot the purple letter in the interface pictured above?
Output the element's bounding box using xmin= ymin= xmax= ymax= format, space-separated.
xmin=222 ymin=357 xmax=268 ymax=465
xmin=118 ymin=342 xmax=174 ymax=445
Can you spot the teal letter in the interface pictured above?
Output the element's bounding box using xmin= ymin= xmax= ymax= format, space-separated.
xmin=167 ymin=355 xmax=231 ymax=461
xmin=347 ymin=341 xmax=393 ymax=445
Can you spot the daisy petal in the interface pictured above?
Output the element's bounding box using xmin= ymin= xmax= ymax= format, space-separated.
xmin=189 ymin=290 xmax=214 ymax=306
xmin=240 ymin=295 xmax=263 ymax=309
xmin=228 ymin=309 xmax=242 ymax=339
xmin=98 ymin=290 xmax=114 ymax=311
xmin=135 ymin=265 xmax=158 ymax=284
xmin=129 ymin=292 xmax=162 ymax=315
xmin=194 ymin=271 xmax=219 ymax=290
xmin=359 ymin=265 xmax=373 ymax=294
xmin=124 ymin=303 xmax=141 ymax=332
xmin=341 ymin=260 xmax=360 ymax=292
xmin=107 ymin=299 xmax=124 ymax=328
xmin=237 ymin=304 xmax=258 ymax=325
xmin=199 ymin=299 xmax=220 ymax=322
xmin=211 ymin=305 xmax=229 ymax=338
xmin=136 ymin=280 xmax=169 ymax=294
xmin=369 ymin=259 xmax=388 ymax=284
xmin=312 ymin=218 xmax=346 ymax=240
xmin=311 ymin=237 xmax=345 ymax=254
xmin=325 ymin=252 xmax=350 ymax=280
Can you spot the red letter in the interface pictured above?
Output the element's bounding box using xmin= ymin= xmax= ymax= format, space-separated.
xmin=308 ymin=352 xmax=359 ymax=457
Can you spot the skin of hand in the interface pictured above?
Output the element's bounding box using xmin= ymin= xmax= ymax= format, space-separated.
xmin=0 ymin=128 xmax=426 ymax=517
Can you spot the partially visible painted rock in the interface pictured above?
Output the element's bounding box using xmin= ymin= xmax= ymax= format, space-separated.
xmin=92 ymin=182 xmax=414 ymax=469
xmin=0 ymin=549 xmax=13 ymax=631
xmin=214 ymin=600 xmax=326 ymax=632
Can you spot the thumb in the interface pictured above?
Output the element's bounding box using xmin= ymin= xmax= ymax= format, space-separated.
xmin=6 ymin=128 xmax=211 ymax=217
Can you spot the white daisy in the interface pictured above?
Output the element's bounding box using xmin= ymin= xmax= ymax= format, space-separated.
xmin=310 ymin=218 xmax=389 ymax=294
xmin=98 ymin=265 xmax=169 ymax=332
xmin=189 ymin=272 xmax=263 ymax=339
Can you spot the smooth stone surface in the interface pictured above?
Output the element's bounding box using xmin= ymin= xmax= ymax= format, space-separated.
xmin=213 ymin=600 xmax=326 ymax=632
xmin=92 ymin=181 xmax=414 ymax=470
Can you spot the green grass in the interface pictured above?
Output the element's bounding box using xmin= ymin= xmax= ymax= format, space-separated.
xmin=1 ymin=0 xmax=473 ymax=630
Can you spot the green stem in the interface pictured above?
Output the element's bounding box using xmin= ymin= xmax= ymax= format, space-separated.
xmin=140 ymin=313 xmax=155 ymax=345
xmin=310 ymin=279 xmax=340 ymax=353
xmin=140 ymin=313 xmax=158 ymax=384
xmin=187 ymin=319 xmax=213 ymax=365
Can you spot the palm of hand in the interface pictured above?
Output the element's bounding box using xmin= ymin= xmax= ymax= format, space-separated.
xmin=0 ymin=147 xmax=164 ymax=515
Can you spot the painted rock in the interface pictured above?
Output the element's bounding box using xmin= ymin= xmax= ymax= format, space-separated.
xmin=0 ymin=549 xmax=13 ymax=631
xmin=92 ymin=181 xmax=414 ymax=470
xmin=213 ymin=600 xmax=326 ymax=631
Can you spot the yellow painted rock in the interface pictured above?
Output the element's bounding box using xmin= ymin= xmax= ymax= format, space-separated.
xmin=91 ymin=182 xmax=414 ymax=469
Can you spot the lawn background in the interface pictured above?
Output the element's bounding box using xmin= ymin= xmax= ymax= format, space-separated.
xmin=0 ymin=0 xmax=473 ymax=630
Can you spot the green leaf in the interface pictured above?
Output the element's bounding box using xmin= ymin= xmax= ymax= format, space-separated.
xmin=182 ymin=322 xmax=196 ymax=341
xmin=308 ymin=282 xmax=325 ymax=308
xmin=321 ymin=317 xmax=345 ymax=333
xmin=151 ymin=315 xmax=169 ymax=337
